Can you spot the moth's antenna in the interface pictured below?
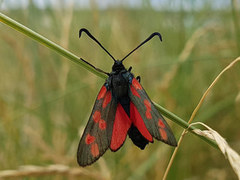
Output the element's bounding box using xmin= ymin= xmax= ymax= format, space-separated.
xmin=121 ymin=32 xmax=162 ymax=62
xmin=79 ymin=28 xmax=116 ymax=62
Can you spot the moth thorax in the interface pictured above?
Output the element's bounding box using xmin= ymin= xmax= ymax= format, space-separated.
xmin=112 ymin=74 xmax=128 ymax=99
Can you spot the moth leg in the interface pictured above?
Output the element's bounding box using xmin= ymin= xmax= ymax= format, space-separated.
xmin=136 ymin=76 xmax=141 ymax=82
xmin=80 ymin=57 xmax=110 ymax=76
xmin=128 ymin=66 xmax=132 ymax=72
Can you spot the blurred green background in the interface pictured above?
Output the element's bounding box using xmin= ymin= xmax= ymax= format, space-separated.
xmin=0 ymin=0 xmax=240 ymax=179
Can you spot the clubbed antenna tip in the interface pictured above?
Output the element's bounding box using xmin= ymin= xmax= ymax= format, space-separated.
xmin=121 ymin=31 xmax=163 ymax=62
xmin=78 ymin=28 xmax=116 ymax=62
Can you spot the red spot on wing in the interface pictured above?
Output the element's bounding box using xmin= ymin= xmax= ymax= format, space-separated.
xmin=97 ymin=86 xmax=107 ymax=100
xmin=130 ymin=85 xmax=140 ymax=98
xmin=110 ymin=104 xmax=132 ymax=151
xmin=93 ymin=111 xmax=101 ymax=123
xmin=159 ymin=128 xmax=168 ymax=141
xmin=85 ymin=134 xmax=95 ymax=145
xmin=145 ymin=110 xmax=152 ymax=119
xmin=130 ymin=102 xmax=153 ymax=142
xmin=144 ymin=99 xmax=152 ymax=119
xmin=132 ymin=78 xmax=142 ymax=90
xmin=99 ymin=119 xmax=107 ymax=130
xmin=144 ymin=99 xmax=151 ymax=109
xmin=91 ymin=143 xmax=99 ymax=157
xmin=102 ymin=91 xmax=112 ymax=108
xmin=158 ymin=119 xmax=165 ymax=128
xmin=93 ymin=111 xmax=106 ymax=130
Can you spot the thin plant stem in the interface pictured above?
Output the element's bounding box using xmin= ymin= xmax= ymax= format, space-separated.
xmin=163 ymin=56 xmax=240 ymax=180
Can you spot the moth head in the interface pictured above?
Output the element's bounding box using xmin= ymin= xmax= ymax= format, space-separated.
xmin=112 ymin=60 xmax=125 ymax=72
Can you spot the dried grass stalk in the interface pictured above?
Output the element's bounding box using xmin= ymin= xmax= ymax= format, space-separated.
xmin=0 ymin=164 xmax=101 ymax=179
xmin=190 ymin=122 xmax=240 ymax=179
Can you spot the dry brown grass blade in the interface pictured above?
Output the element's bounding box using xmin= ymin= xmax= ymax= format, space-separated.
xmin=0 ymin=164 xmax=102 ymax=179
xmin=191 ymin=122 xmax=240 ymax=179
xmin=163 ymin=56 xmax=240 ymax=180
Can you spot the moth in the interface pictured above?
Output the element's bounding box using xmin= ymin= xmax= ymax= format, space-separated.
xmin=77 ymin=28 xmax=177 ymax=166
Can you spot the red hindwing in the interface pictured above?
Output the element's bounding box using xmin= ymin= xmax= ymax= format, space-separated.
xmin=130 ymin=102 xmax=153 ymax=142
xmin=110 ymin=104 xmax=131 ymax=151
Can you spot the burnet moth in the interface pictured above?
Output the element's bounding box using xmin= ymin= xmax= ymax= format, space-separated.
xmin=77 ymin=28 xmax=177 ymax=167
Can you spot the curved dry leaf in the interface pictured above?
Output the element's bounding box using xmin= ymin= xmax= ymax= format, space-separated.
xmin=190 ymin=122 xmax=240 ymax=179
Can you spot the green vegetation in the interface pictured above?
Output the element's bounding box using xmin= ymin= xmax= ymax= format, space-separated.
xmin=0 ymin=3 xmax=239 ymax=180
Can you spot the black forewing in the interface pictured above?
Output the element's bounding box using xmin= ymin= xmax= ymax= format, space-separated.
xmin=128 ymin=78 xmax=177 ymax=146
xmin=77 ymin=85 xmax=117 ymax=166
